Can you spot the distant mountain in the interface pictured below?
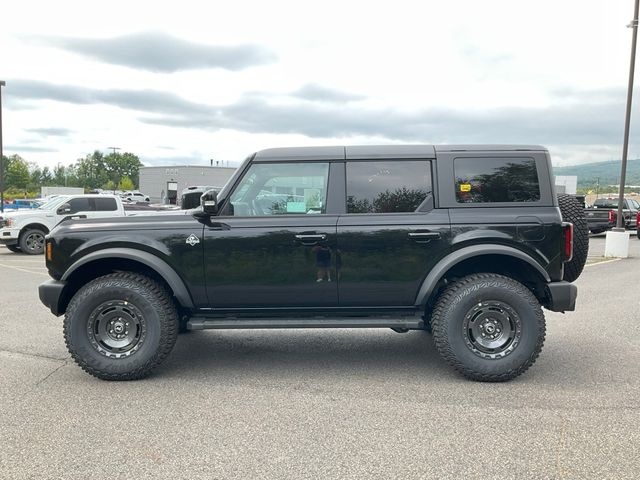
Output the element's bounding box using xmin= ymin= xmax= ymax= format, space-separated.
xmin=553 ymin=159 xmax=640 ymax=188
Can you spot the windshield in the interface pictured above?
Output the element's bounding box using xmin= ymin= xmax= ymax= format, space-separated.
xmin=216 ymin=155 xmax=252 ymax=205
xmin=37 ymin=196 xmax=70 ymax=210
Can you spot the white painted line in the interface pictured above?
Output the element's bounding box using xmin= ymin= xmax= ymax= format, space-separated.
xmin=0 ymin=262 xmax=49 ymax=276
xmin=1 ymin=259 xmax=46 ymax=264
xmin=585 ymin=258 xmax=623 ymax=267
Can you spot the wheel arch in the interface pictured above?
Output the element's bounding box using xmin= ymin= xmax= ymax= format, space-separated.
xmin=20 ymin=223 xmax=50 ymax=235
xmin=59 ymin=248 xmax=194 ymax=314
xmin=416 ymin=245 xmax=551 ymax=311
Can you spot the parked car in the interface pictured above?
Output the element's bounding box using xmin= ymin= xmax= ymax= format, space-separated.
xmin=121 ymin=191 xmax=150 ymax=202
xmin=584 ymin=197 xmax=639 ymax=233
xmin=180 ymin=186 xmax=218 ymax=209
xmin=2 ymin=199 xmax=43 ymax=211
xmin=0 ymin=194 xmax=172 ymax=254
xmin=39 ymin=145 xmax=586 ymax=383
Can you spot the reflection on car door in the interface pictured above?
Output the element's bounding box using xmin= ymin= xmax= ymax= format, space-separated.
xmin=203 ymin=161 xmax=339 ymax=309
xmin=337 ymin=160 xmax=451 ymax=306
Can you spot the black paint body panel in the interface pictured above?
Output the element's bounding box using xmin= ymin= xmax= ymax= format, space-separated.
xmin=40 ymin=144 xmax=576 ymax=317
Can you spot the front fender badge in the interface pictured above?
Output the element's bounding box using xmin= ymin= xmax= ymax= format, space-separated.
xmin=186 ymin=234 xmax=200 ymax=246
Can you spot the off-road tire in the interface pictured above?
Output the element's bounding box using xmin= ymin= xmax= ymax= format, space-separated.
xmin=18 ymin=228 xmax=46 ymax=255
xmin=557 ymin=193 xmax=588 ymax=282
xmin=5 ymin=244 xmax=21 ymax=253
xmin=64 ymin=272 xmax=178 ymax=380
xmin=431 ymin=273 xmax=546 ymax=382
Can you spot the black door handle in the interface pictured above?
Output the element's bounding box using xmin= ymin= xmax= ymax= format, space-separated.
xmin=295 ymin=233 xmax=327 ymax=245
xmin=408 ymin=231 xmax=441 ymax=242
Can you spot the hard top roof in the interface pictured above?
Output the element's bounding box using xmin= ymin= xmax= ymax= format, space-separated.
xmin=253 ymin=145 xmax=547 ymax=161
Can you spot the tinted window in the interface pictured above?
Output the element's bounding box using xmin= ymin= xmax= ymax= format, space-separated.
xmin=346 ymin=160 xmax=432 ymax=214
xmin=454 ymin=157 xmax=540 ymax=203
xmin=93 ymin=198 xmax=118 ymax=211
xmin=67 ymin=198 xmax=91 ymax=214
xmin=229 ymin=163 xmax=329 ymax=216
xmin=592 ymin=199 xmax=619 ymax=208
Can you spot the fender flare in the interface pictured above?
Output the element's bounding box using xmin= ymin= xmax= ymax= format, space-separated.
xmin=61 ymin=247 xmax=195 ymax=308
xmin=414 ymin=244 xmax=550 ymax=308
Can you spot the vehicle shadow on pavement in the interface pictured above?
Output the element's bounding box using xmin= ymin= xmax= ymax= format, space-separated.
xmin=158 ymin=329 xmax=452 ymax=380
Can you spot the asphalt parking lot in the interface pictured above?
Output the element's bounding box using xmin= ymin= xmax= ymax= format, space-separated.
xmin=1 ymin=237 xmax=639 ymax=479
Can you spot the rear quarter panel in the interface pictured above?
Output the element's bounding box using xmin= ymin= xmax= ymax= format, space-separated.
xmin=435 ymin=149 xmax=564 ymax=281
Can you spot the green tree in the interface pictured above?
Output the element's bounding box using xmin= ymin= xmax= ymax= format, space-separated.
xmin=75 ymin=151 xmax=108 ymax=189
xmin=104 ymin=152 xmax=142 ymax=188
xmin=53 ymin=164 xmax=67 ymax=186
xmin=118 ymin=175 xmax=135 ymax=191
xmin=40 ymin=166 xmax=53 ymax=186
xmin=4 ymin=155 xmax=30 ymax=189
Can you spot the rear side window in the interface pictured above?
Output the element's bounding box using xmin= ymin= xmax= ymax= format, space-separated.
xmin=346 ymin=160 xmax=432 ymax=213
xmin=454 ymin=157 xmax=540 ymax=203
xmin=93 ymin=198 xmax=118 ymax=211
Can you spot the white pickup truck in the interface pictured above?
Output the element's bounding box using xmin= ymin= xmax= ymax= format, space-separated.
xmin=1 ymin=194 xmax=131 ymax=254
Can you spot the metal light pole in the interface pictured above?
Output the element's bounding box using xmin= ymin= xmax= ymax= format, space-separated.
xmin=615 ymin=0 xmax=639 ymax=230
xmin=0 ymin=80 xmax=5 ymax=213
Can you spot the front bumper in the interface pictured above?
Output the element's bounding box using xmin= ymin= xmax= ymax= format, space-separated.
xmin=545 ymin=281 xmax=577 ymax=312
xmin=38 ymin=279 xmax=66 ymax=316
xmin=0 ymin=227 xmax=20 ymax=246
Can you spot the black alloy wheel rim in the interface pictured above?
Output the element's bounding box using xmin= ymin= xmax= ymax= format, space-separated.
xmin=87 ymin=300 xmax=147 ymax=359
xmin=462 ymin=300 xmax=522 ymax=359
xmin=25 ymin=232 xmax=44 ymax=253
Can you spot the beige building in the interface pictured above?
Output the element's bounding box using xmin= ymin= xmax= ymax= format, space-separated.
xmin=139 ymin=165 xmax=236 ymax=205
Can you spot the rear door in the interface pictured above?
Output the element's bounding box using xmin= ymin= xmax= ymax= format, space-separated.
xmin=337 ymin=158 xmax=451 ymax=306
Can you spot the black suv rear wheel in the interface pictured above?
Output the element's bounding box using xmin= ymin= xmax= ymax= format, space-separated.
xmin=64 ymin=272 xmax=178 ymax=380
xmin=431 ymin=273 xmax=546 ymax=382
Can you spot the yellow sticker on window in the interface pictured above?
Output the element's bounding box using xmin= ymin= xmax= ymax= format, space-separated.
xmin=460 ymin=183 xmax=471 ymax=192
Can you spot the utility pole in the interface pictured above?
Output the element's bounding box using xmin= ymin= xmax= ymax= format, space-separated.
xmin=107 ymin=147 xmax=121 ymax=192
xmin=615 ymin=0 xmax=639 ymax=230
xmin=0 ymin=81 xmax=5 ymax=213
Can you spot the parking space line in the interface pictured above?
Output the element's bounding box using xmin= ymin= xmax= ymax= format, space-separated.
xmin=585 ymin=258 xmax=622 ymax=267
xmin=0 ymin=262 xmax=49 ymax=276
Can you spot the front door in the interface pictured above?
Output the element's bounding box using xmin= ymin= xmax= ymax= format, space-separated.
xmin=203 ymin=161 xmax=338 ymax=309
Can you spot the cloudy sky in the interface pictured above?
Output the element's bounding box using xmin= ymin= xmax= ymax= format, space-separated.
xmin=0 ymin=0 xmax=638 ymax=168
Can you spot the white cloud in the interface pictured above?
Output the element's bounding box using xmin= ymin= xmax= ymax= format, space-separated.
xmin=0 ymin=0 xmax=637 ymax=169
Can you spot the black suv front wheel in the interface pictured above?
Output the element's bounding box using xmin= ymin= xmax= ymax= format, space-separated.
xmin=64 ymin=272 xmax=178 ymax=380
xmin=431 ymin=273 xmax=546 ymax=382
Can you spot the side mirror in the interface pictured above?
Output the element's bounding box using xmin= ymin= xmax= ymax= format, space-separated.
xmin=57 ymin=203 xmax=72 ymax=215
xmin=200 ymin=189 xmax=218 ymax=215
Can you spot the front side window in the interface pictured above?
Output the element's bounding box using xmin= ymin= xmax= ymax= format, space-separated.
xmin=228 ymin=162 xmax=329 ymax=216
xmin=454 ymin=157 xmax=540 ymax=203
xmin=67 ymin=198 xmax=91 ymax=214
xmin=346 ymin=160 xmax=432 ymax=213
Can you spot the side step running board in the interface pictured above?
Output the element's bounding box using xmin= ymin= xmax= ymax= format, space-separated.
xmin=187 ymin=317 xmax=424 ymax=330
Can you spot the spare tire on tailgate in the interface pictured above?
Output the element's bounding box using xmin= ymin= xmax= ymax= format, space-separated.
xmin=557 ymin=193 xmax=588 ymax=282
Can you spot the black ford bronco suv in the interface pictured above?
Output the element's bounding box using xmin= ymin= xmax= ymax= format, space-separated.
xmin=38 ymin=145 xmax=587 ymax=382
